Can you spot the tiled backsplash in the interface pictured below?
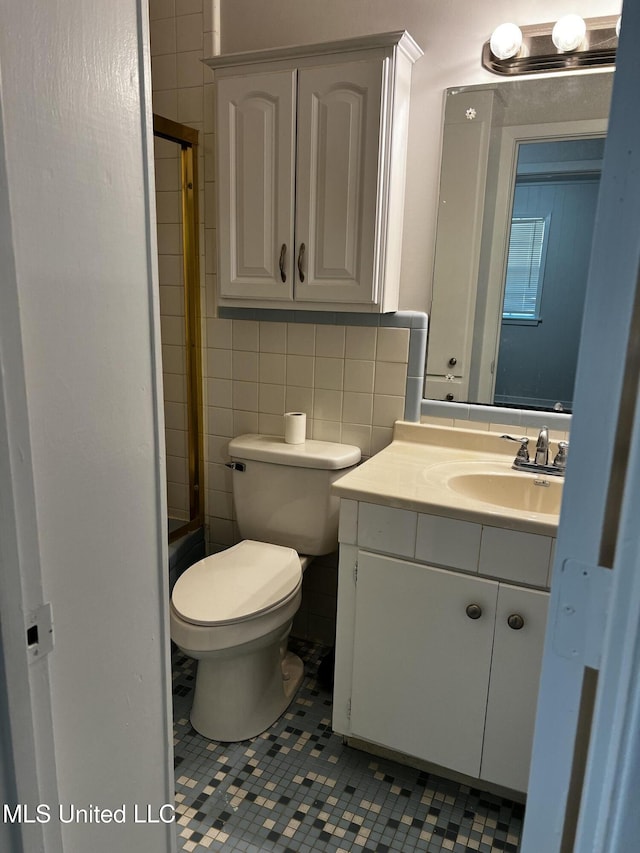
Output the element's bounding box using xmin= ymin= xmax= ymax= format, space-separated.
xmin=420 ymin=399 xmax=571 ymax=444
xmin=205 ymin=316 xmax=424 ymax=551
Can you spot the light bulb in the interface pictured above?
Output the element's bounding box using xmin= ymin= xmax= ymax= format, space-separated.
xmin=552 ymin=14 xmax=586 ymax=52
xmin=489 ymin=23 xmax=523 ymax=60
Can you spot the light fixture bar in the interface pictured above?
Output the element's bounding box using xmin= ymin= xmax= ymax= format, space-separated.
xmin=482 ymin=16 xmax=619 ymax=76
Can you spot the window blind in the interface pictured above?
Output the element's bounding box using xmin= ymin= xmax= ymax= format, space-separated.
xmin=502 ymin=217 xmax=547 ymax=320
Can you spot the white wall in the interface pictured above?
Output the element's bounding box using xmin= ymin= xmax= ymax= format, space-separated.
xmin=0 ymin=1 xmax=174 ymax=851
xmin=220 ymin=0 xmax=622 ymax=311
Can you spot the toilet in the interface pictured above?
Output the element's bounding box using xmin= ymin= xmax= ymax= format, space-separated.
xmin=170 ymin=433 xmax=361 ymax=741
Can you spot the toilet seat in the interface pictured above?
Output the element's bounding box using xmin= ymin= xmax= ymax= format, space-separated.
xmin=171 ymin=540 xmax=302 ymax=627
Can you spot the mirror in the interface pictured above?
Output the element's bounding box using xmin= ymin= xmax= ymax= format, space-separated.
xmin=425 ymin=72 xmax=613 ymax=412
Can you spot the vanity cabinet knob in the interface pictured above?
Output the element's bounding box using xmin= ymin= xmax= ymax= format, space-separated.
xmin=507 ymin=614 xmax=525 ymax=630
xmin=466 ymin=604 xmax=482 ymax=620
xmin=448 ymin=357 xmax=457 ymax=366
xmin=445 ymin=393 xmax=455 ymax=401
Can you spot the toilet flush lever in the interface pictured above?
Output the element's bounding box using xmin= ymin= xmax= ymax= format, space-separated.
xmin=225 ymin=462 xmax=245 ymax=472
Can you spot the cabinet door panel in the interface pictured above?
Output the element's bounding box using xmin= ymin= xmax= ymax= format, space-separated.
xmin=481 ymin=584 xmax=549 ymax=792
xmin=350 ymin=552 xmax=498 ymax=778
xmin=217 ymin=71 xmax=295 ymax=299
xmin=295 ymin=60 xmax=382 ymax=303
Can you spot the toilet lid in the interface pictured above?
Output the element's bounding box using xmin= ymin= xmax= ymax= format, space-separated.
xmin=171 ymin=540 xmax=302 ymax=626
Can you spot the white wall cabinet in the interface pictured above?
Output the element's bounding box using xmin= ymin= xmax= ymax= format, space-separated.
xmin=334 ymin=500 xmax=551 ymax=794
xmin=216 ymin=69 xmax=296 ymax=302
xmin=207 ymin=32 xmax=422 ymax=312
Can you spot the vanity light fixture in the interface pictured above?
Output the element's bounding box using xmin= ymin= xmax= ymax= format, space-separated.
xmin=552 ymin=15 xmax=587 ymax=52
xmin=489 ymin=22 xmax=523 ymax=61
xmin=483 ymin=14 xmax=619 ymax=75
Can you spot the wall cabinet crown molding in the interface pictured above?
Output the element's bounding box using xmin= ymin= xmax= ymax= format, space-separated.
xmin=204 ymin=30 xmax=423 ymax=72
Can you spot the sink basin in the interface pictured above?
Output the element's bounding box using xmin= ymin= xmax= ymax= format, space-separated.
xmin=446 ymin=470 xmax=563 ymax=515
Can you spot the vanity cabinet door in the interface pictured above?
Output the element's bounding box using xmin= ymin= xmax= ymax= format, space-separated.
xmin=216 ymin=70 xmax=296 ymax=301
xmin=350 ymin=552 xmax=498 ymax=778
xmin=480 ymin=583 xmax=549 ymax=792
xmin=294 ymin=59 xmax=383 ymax=305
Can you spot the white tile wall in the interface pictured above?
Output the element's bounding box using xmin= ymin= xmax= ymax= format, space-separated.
xmin=205 ymin=318 xmax=411 ymax=548
xmin=420 ymin=413 xmax=570 ymax=444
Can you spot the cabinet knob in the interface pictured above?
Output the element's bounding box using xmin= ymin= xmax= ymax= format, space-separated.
xmin=445 ymin=393 xmax=455 ymax=401
xmin=507 ymin=613 xmax=525 ymax=630
xmin=448 ymin=357 xmax=457 ymax=366
xmin=466 ymin=603 xmax=482 ymax=620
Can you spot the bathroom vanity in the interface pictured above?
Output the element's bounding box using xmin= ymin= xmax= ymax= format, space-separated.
xmin=332 ymin=422 xmax=561 ymax=794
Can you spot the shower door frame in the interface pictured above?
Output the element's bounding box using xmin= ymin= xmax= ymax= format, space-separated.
xmin=153 ymin=115 xmax=204 ymax=543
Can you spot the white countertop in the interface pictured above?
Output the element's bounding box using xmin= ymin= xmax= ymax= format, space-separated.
xmin=332 ymin=422 xmax=561 ymax=536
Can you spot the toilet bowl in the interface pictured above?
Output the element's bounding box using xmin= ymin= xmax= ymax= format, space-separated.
xmin=170 ymin=540 xmax=304 ymax=742
xmin=169 ymin=433 xmax=361 ymax=742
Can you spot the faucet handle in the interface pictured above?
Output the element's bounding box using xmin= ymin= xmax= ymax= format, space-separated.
xmin=553 ymin=440 xmax=569 ymax=471
xmin=501 ymin=434 xmax=530 ymax=462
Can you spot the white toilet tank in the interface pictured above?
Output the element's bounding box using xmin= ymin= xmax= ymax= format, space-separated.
xmin=227 ymin=434 xmax=361 ymax=555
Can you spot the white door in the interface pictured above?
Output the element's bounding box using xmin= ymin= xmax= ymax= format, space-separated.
xmin=481 ymin=584 xmax=549 ymax=793
xmin=350 ymin=552 xmax=498 ymax=777
xmin=522 ymin=3 xmax=640 ymax=849
xmin=217 ymin=70 xmax=296 ymax=300
xmin=295 ymin=60 xmax=382 ymax=304
xmin=0 ymin=289 xmax=63 ymax=853
xmin=1 ymin=1 xmax=176 ymax=851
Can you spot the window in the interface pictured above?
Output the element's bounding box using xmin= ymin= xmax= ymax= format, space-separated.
xmin=502 ymin=215 xmax=550 ymax=322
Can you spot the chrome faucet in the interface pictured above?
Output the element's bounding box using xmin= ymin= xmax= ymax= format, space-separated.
xmin=534 ymin=426 xmax=549 ymax=466
xmin=553 ymin=440 xmax=569 ymax=471
xmin=501 ymin=426 xmax=567 ymax=476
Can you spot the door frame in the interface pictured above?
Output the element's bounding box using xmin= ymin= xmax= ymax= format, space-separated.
xmin=521 ymin=2 xmax=640 ymax=848
xmin=152 ymin=115 xmax=204 ymax=543
xmin=0 ymin=105 xmax=63 ymax=852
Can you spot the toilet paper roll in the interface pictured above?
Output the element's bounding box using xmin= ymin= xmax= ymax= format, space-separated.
xmin=284 ymin=412 xmax=306 ymax=444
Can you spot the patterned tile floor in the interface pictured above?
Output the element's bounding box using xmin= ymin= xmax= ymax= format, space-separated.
xmin=172 ymin=640 xmax=524 ymax=852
